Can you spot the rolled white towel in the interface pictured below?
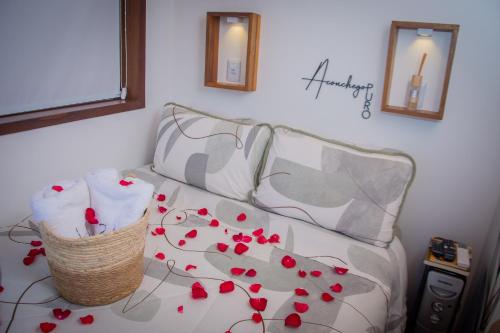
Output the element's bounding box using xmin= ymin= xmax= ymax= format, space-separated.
xmin=85 ymin=168 xmax=154 ymax=231
xmin=30 ymin=179 xmax=89 ymax=238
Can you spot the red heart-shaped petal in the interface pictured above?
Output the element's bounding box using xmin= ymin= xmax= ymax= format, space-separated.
xmin=158 ymin=206 xmax=167 ymax=214
xmin=155 ymin=227 xmax=165 ymax=235
xmin=249 ymin=283 xmax=262 ymax=293
xmin=294 ymin=288 xmax=309 ymax=296
xmin=281 ymin=255 xmax=296 ymax=269
xmin=310 ymin=270 xmax=322 ymax=277
xmin=85 ymin=208 xmax=99 ymax=224
xmin=79 ymin=314 xmax=94 ymax=325
xmin=119 ymin=179 xmax=134 ymax=186
xmin=155 ymin=252 xmax=165 ymax=260
xmin=176 ymin=216 xmax=182 ymax=221
xmin=252 ymin=312 xmax=262 ymax=323
xmin=252 ymin=228 xmax=264 ymax=237
xmin=40 ymin=322 xmax=57 ymax=333
xmin=217 ymin=242 xmax=228 ymax=252
xmin=178 ymin=239 xmax=186 ymax=246
xmin=219 ymin=280 xmax=235 ymax=294
xmin=268 ymin=234 xmax=280 ymax=243
xmin=30 ymin=240 xmax=43 ymax=247
xmin=53 ymin=308 xmax=71 ymax=320
xmin=157 ymin=194 xmax=166 ymax=201
xmin=28 ymin=248 xmax=40 ymax=257
xmin=334 ymin=266 xmax=349 ymax=275
xmin=185 ymin=264 xmax=197 ymax=271
xmin=191 ymin=282 xmax=208 ymax=299
xmin=241 ymin=235 xmax=253 ymax=243
xmin=236 ymin=213 xmax=247 ymax=222
xmin=232 ymin=233 xmax=243 ymax=242
xmin=294 ymin=302 xmax=309 ymax=313
xmin=23 ymin=256 xmax=35 ymax=266
xmin=197 ymin=208 xmax=208 ymax=216
xmin=249 ymin=297 xmax=267 ymax=311
xmin=209 ymin=219 xmax=219 ymax=227
xmin=321 ymin=292 xmax=334 ymax=302
xmin=51 ymin=185 xmax=64 ymax=192
xmin=185 ymin=229 xmax=197 ymax=238
xmin=284 ymin=313 xmax=302 ymax=328
xmin=330 ymin=283 xmax=343 ymax=293
xmin=234 ymin=243 xmax=249 ymax=255
xmin=177 ymin=305 xmax=183 ymax=313
xmin=298 ymin=270 xmax=307 ymax=278
xmin=257 ymin=235 xmax=268 ymax=244
xmin=245 ymin=269 xmax=257 ymax=277
xmin=230 ymin=267 xmax=246 ymax=276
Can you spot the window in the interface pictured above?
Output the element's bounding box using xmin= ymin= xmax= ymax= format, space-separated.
xmin=0 ymin=0 xmax=145 ymax=135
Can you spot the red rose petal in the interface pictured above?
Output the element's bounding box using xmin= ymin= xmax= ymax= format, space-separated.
xmin=334 ymin=266 xmax=349 ymax=275
xmin=157 ymin=194 xmax=166 ymax=202
xmin=252 ymin=228 xmax=264 ymax=237
xmin=310 ymin=270 xmax=322 ymax=277
xmin=53 ymin=308 xmax=71 ymax=320
xmin=294 ymin=288 xmax=309 ymax=296
xmin=0 ymin=285 xmax=4 ymax=293
xmin=257 ymin=235 xmax=268 ymax=244
xmin=197 ymin=208 xmax=208 ymax=216
xmin=119 ymin=179 xmax=134 ymax=186
xmin=249 ymin=297 xmax=268 ymax=311
xmin=284 ymin=313 xmax=302 ymax=328
xmin=178 ymin=239 xmax=186 ymax=246
xmin=245 ymin=269 xmax=257 ymax=277
xmin=321 ymin=292 xmax=334 ymax=302
xmin=158 ymin=206 xmax=167 ymax=214
xmin=185 ymin=264 xmax=197 ymax=271
xmin=85 ymin=208 xmax=99 ymax=224
xmin=252 ymin=312 xmax=262 ymax=323
xmin=234 ymin=243 xmax=249 ymax=255
xmin=23 ymin=256 xmax=35 ymax=266
xmin=177 ymin=305 xmax=183 ymax=313
xmin=79 ymin=314 xmax=94 ymax=325
xmin=230 ymin=267 xmax=246 ymax=276
xmin=268 ymin=234 xmax=280 ymax=243
xmin=330 ymin=283 xmax=343 ymax=293
xmin=155 ymin=252 xmax=165 ymax=260
xmin=185 ymin=229 xmax=197 ymax=238
xmin=51 ymin=185 xmax=64 ymax=192
xmin=298 ymin=270 xmax=307 ymax=278
xmin=249 ymin=283 xmax=262 ymax=293
xmin=219 ymin=280 xmax=235 ymax=294
xmin=31 ymin=240 xmax=43 ymax=247
xmin=155 ymin=227 xmax=165 ymax=235
xmin=151 ymin=231 xmax=158 ymax=236
xmin=281 ymin=255 xmax=296 ymax=269
xmin=28 ymin=248 xmax=40 ymax=257
xmin=209 ymin=219 xmax=219 ymax=227
xmin=241 ymin=235 xmax=253 ymax=243
xmin=40 ymin=322 xmax=57 ymax=333
xmin=236 ymin=213 xmax=247 ymax=222
xmin=191 ymin=282 xmax=208 ymax=299
xmin=176 ymin=216 xmax=182 ymax=221
xmin=39 ymin=248 xmax=46 ymax=256
xmin=294 ymin=302 xmax=309 ymax=313
xmin=217 ymin=242 xmax=229 ymax=252
xmin=232 ymin=233 xmax=243 ymax=242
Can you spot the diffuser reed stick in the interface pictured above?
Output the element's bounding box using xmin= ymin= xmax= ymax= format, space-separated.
xmin=408 ymin=52 xmax=427 ymax=110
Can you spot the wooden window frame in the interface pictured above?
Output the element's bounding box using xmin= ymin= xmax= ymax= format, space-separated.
xmin=0 ymin=0 xmax=146 ymax=135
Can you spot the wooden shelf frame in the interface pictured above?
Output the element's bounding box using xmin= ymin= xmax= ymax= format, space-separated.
xmin=381 ymin=21 xmax=459 ymax=120
xmin=204 ymin=12 xmax=261 ymax=91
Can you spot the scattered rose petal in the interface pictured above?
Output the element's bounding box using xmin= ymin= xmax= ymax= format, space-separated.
xmin=232 ymin=233 xmax=243 ymax=242
xmin=151 ymin=231 xmax=157 ymax=236
xmin=310 ymin=270 xmax=322 ymax=277
xmin=158 ymin=206 xmax=167 ymax=214
xmin=284 ymin=313 xmax=302 ymax=328
xmin=51 ymin=185 xmax=64 ymax=192
xmin=298 ymin=270 xmax=307 ymax=278
xmin=256 ymin=235 xmax=268 ymax=244
xmin=245 ymin=269 xmax=257 ymax=277
xmin=155 ymin=227 xmax=165 ymax=235
xmin=234 ymin=243 xmax=249 ymax=255
xmin=40 ymin=322 xmax=57 ymax=333
xmin=185 ymin=229 xmax=197 ymax=238
xmin=268 ymin=234 xmax=280 ymax=243
xmin=249 ymin=297 xmax=268 ymax=311
xmin=185 ymin=264 xmax=197 ymax=271
xmin=224 ymin=228 xmax=228 ymax=234
xmin=31 ymin=240 xmax=43 ymax=247
xmin=281 ymin=255 xmax=296 ymax=269
xmin=157 ymin=194 xmax=166 ymax=201
xmin=178 ymin=239 xmax=186 ymax=246
xmin=39 ymin=248 xmax=46 ymax=256
xmin=197 ymin=208 xmax=208 ymax=216
xmin=321 ymin=292 xmax=334 ymax=302
xmin=176 ymin=216 xmax=182 ymax=221
xmin=330 ymin=283 xmax=343 ymax=293
xmin=294 ymin=288 xmax=309 ymax=296
xmin=85 ymin=208 xmax=99 ymax=224
xmin=217 ymin=242 xmax=229 ymax=252
xmin=23 ymin=256 xmax=35 ymax=266
xmin=191 ymin=282 xmax=208 ymax=299
xmin=334 ymin=266 xmax=349 ymax=275
xmin=252 ymin=228 xmax=264 ymax=237
xmin=230 ymin=267 xmax=246 ymax=276
xmin=0 ymin=285 xmax=4 ymax=293
xmin=236 ymin=213 xmax=247 ymax=222
xmin=252 ymin=312 xmax=263 ymax=323
xmin=155 ymin=252 xmax=165 ymax=260
xmin=209 ymin=219 xmax=219 ymax=227
xmin=53 ymin=308 xmax=71 ymax=320
xmin=241 ymin=235 xmax=252 ymax=243
xmin=219 ymin=281 xmax=235 ymax=294
xmin=119 ymin=179 xmax=133 ymax=186
xmin=249 ymin=284 xmax=262 ymax=293
xmin=294 ymin=302 xmax=309 ymax=313
xmin=177 ymin=305 xmax=183 ymax=313
xmin=28 ymin=248 xmax=40 ymax=257
xmin=79 ymin=314 xmax=94 ymax=325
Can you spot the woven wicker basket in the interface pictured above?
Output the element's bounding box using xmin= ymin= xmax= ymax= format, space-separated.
xmin=40 ymin=210 xmax=149 ymax=306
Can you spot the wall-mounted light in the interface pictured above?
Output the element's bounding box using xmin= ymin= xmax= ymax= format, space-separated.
xmin=226 ymin=17 xmax=242 ymax=24
xmin=417 ymin=28 xmax=433 ymax=37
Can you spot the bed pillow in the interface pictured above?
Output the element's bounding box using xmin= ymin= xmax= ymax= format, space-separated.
xmin=250 ymin=126 xmax=415 ymax=247
xmin=153 ymin=103 xmax=272 ymax=201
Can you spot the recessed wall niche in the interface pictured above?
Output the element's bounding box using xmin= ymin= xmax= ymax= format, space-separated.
xmin=204 ymin=12 xmax=261 ymax=91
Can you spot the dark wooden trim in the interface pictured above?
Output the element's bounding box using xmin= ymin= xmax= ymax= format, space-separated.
xmin=0 ymin=0 xmax=146 ymax=135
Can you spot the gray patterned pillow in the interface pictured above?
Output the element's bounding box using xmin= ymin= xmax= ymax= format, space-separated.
xmin=153 ymin=104 xmax=272 ymax=201
xmin=251 ymin=126 xmax=415 ymax=247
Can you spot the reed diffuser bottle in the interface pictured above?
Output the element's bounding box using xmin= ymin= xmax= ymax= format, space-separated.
xmin=408 ymin=53 xmax=427 ymax=110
